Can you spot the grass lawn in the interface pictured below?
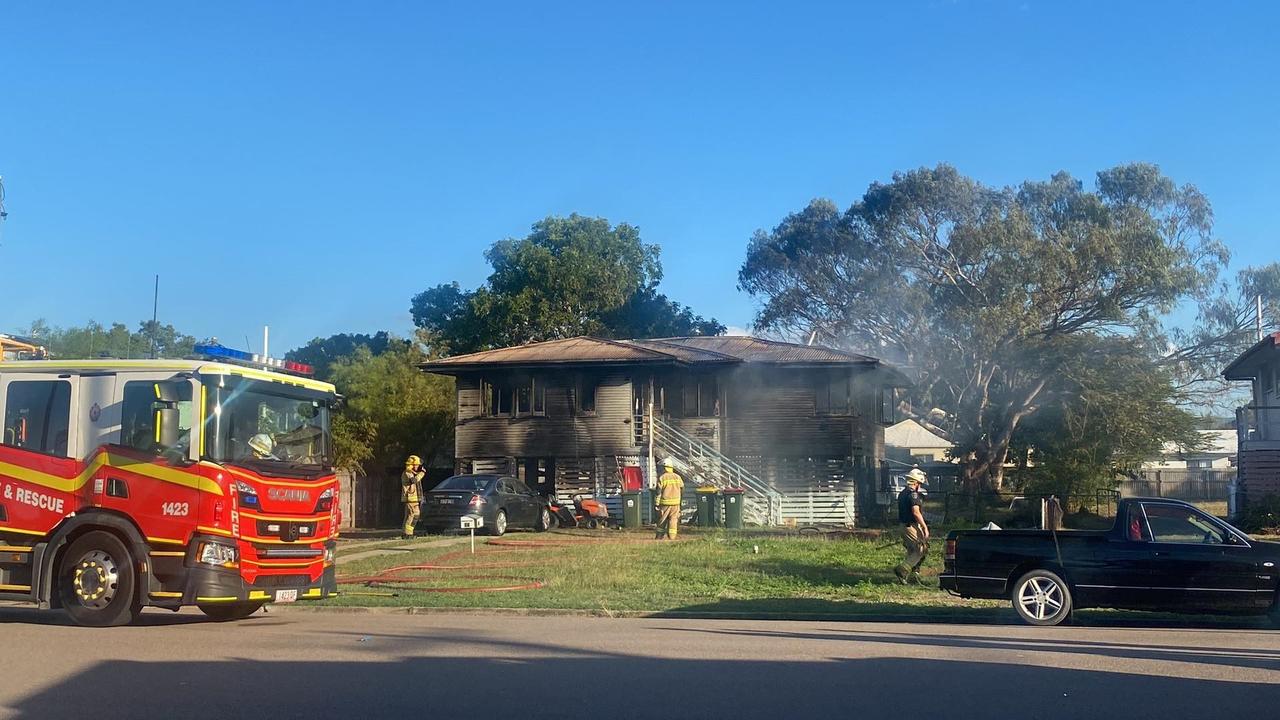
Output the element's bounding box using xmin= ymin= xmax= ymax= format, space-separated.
xmin=322 ymin=529 xmax=1003 ymax=618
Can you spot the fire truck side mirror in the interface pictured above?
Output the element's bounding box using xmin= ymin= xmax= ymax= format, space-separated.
xmin=151 ymin=381 xmax=195 ymax=464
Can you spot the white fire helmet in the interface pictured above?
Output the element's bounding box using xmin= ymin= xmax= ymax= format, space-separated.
xmin=248 ymin=433 xmax=275 ymax=459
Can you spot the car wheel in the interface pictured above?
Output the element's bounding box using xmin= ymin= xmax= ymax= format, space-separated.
xmin=1011 ymin=569 xmax=1073 ymax=626
xmin=198 ymin=602 xmax=265 ymax=622
xmin=58 ymin=531 xmax=142 ymax=627
xmin=490 ymin=510 xmax=507 ymax=537
xmin=536 ymin=507 xmax=552 ymax=532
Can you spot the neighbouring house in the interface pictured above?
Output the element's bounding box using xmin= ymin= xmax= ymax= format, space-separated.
xmin=1141 ymin=430 xmax=1238 ymax=470
xmin=1223 ymin=331 xmax=1280 ymax=502
xmin=884 ymin=418 xmax=954 ymax=465
xmin=419 ymin=335 xmax=910 ymax=526
xmin=1126 ymin=429 xmax=1237 ymax=502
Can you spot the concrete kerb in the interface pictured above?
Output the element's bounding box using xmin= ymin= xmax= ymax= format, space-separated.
xmin=264 ymin=604 xmax=1012 ymax=624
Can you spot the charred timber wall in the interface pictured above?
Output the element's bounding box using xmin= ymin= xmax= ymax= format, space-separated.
xmin=454 ymin=372 xmax=636 ymax=459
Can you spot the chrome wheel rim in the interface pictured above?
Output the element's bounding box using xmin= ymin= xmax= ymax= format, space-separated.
xmin=540 ymin=509 xmax=550 ymax=528
xmin=72 ymin=550 xmax=120 ymax=610
xmin=1017 ymin=576 xmax=1064 ymax=621
xmin=496 ymin=512 xmax=507 ymax=534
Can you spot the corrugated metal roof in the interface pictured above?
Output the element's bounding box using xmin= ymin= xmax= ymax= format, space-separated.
xmin=421 ymin=336 xmax=675 ymax=369
xmin=884 ymin=419 xmax=953 ymax=449
xmin=422 ymin=335 xmax=894 ymax=374
xmin=650 ymin=336 xmax=881 ymax=364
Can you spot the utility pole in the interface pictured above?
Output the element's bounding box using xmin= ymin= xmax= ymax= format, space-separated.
xmin=263 ymin=326 xmax=270 ymax=358
xmin=151 ymin=275 xmax=159 ymax=359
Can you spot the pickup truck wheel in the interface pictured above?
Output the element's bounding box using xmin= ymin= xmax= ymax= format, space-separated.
xmin=1012 ymin=569 xmax=1073 ymax=626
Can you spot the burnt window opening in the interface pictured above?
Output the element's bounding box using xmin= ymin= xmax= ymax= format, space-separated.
xmin=576 ymin=375 xmax=598 ymax=415
xmin=482 ymin=379 xmax=513 ymax=417
xmin=877 ymin=387 xmax=897 ymax=425
xmin=485 ymin=377 xmax=544 ymax=418
xmin=670 ymin=376 xmax=718 ymax=418
xmin=814 ymin=375 xmax=851 ymax=416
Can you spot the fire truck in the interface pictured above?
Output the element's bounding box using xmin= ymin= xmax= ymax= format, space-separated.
xmin=0 ymin=344 xmax=340 ymax=626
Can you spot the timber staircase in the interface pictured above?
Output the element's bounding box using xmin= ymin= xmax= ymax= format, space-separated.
xmin=645 ymin=415 xmax=783 ymax=526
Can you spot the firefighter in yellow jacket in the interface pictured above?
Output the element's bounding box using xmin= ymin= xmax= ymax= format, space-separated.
xmin=654 ymin=460 xmax=684 ymax=540
xmin=402 ymin=455 xmax=425 ymax=538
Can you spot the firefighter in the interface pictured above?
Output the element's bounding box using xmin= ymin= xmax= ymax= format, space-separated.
xmin=894 ymin=467 xmax=930 ymax=584
xmin=248 ymin=433 xmax=278 ymax=460
xmin=402 ymin=455 xmax=425 ymax=539
xmin=654 ymin=460 xmax=684 ymax=540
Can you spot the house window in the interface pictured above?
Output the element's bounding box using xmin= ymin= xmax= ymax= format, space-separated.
xmin=482 ymin=379 xmax=512 ymax=417
xmin=876 ymin=387 xmax=897 ymax=425
xmin=675 ymin=376 xmax=717 ymax=418
xmin=3 ymin=380 xmax=72 ymax=456
xmin=576 ymin=375 xmax=597 ymax=415
xmin=513 ymin=378 xmax=546 ymax=417
xmin=814 ymin=375 xmax=851 ymax=415
xmin=487 ymin=378 xmax=544 ymax=418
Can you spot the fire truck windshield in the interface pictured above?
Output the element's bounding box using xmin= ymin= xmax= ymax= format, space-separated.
xmin=203 ymin=377 xmax=334 ymax=477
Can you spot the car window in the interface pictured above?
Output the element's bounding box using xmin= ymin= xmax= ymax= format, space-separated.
xmin=435 ymin=475 xmax=496 ymax=492
xmin=1125 ymin=506 xmax=1152 ymax=542
xmin=1142 ymin=504 xmax=1226 ymax=544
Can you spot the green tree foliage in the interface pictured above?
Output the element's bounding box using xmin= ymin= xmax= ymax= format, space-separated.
xmin=740 ymin=164 xmax=1225 ymax=491
xmin=1011 ymin=338 xmax=1204 ymax=501
xmin=19 ymin=319 xmax=198 ymax=359
xmin=1165 ymin=261 xmax=1280 ymax=407
xmin=412 ymin=214 xmax=723 ymax=354
xmin=325 ymin=342 xmax=455 ymax=474
xmin=285 ymin=332 xmax=410 ymax=379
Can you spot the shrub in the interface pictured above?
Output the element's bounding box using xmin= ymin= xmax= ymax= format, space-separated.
xmin=1238 ymin=494 xmax=1280 ymax=534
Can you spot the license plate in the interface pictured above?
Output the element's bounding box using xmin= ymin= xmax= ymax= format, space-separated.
xmin=275 ymin=589 xmax=299 ymax=603
xmin=438 ymin=498 xmax=454 ymax=504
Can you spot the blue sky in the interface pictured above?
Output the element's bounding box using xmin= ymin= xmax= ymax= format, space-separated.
xmin=1 ymin=1 xmax=1277 ymax=353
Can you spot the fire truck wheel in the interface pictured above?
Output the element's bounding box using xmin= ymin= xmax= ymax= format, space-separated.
xmin=57 ymin=531 xmax=141 ymax=628
xmin=197 ymin=602 xmax=265 ymax=622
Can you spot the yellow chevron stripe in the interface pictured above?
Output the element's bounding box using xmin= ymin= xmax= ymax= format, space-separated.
xmin=0 ymin=452 xmax=223 ymax=496
xmin=0 ymin=526 xmax=47 ymax=537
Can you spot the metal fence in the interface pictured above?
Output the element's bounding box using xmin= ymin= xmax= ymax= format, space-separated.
xmin=1121 ymin=469 xmax=1234 ymax=501
xmin=940 ymin=490 xmax=1120 ymax=529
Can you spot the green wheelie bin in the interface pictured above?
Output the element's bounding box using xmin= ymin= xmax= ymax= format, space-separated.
xmin=621 ymin=491 xmax=643 ymax=528
xmin=696 ymin=486 xmax=720 ymax=527
xmin=722 ymin=488 xmax=745 ymax=529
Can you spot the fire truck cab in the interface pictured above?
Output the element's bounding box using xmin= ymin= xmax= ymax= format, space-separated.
xmin=0 ymin=345 xmax=340 ymax=626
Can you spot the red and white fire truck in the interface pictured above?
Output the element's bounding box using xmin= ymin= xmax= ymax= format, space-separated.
xmin=0 ymin=344 xmax=340 ymax=626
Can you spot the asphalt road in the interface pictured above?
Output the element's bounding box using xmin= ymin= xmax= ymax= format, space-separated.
xmin=0 ymin=607 xmax=1276 ymax=719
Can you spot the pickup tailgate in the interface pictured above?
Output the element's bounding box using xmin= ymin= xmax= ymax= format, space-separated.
xmin=942 ymin=529 xmax=1106 ymax=598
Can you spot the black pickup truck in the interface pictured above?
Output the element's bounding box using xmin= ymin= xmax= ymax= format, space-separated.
xmin=941 ymin=497 xmax=1280 ymax=625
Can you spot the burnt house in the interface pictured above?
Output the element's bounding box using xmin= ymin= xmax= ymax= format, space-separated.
xmin=420 ymin=336 xmax=909 ymax=526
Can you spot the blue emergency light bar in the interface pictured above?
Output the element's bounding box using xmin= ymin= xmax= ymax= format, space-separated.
xmin=193 ymin=344 xmax=315 ymax=376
